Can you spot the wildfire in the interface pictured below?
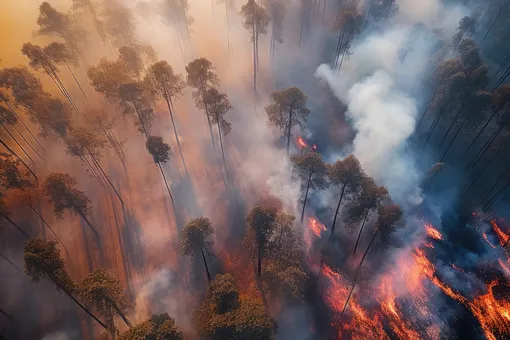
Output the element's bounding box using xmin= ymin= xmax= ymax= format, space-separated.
xmin=297 ymin=137 xmax=307 ymax=149
xmin=452 ymin=264 xmax=465 ymax=273
xmin=490 ymin=220 xmax=510 ymax=246
xmin=308 ymin=217 xmax=326 ymax=237
xmin=482 ymin=232 xmax=497 ymax=248
xmin=425 ymin=223 xmax=443 ymax=240
xmin=499 ymin=259 xmax=510 ymax=277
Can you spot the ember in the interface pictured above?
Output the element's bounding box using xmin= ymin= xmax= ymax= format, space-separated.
xmin=425 ymin=223 xmax=443 ymax=240
xmin=308 ymin=217 xmax=326 ymax=237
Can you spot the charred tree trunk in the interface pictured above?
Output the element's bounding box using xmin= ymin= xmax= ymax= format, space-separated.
xmin=463 ymin=109 xmax=498 ymax=157
xmin=64 ymin=62 xmax=88 ymax=101
xmin=257 ymin=241 xmax=263 ymax=277
xmin=31 ymin=207 xmax=68 ymax=253
xmin=108 ymin=299 xmax=132 ymax=328
xmin=165 ymin=94 xmax=189 ymax=179
xmin=217 ymin=121 xmax=231 ymax=191
xmin=467 ymin=125 xmax=504 ymax=169
xmin=286 ymin=105 xmax=294 ymax=156
xmin=0 ymin=122 xmax=34 ymax=164
xmin=440 ymin=116 xmax=468 ymax=162
xmin=10 ymin=124 xmax=44 ymax=162
xmin=353 ymin=210 xmax=369 ymax=254
xmin=157 ymin=163 xmax=175 ymax=211
xmin=75 ymin=209 xmax=100 ymax=240
xmin=331 ymin=182 xmax=347 ymax=235
xmin=200 ymin=248 xmax=212 ymax=283
xmin=0 ymin=138 xmax=37 ymax=180
xmin=438 ymin=96 xmax=469 ymax=148
xmin=1 ymin=101 xmax=43 ymax=150
xmin=300 ymin=172 xmax=312 ymax=223
xmin=0 ymin=214 xmax=29 ymax=239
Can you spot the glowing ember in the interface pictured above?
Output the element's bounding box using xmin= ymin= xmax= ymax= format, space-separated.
xmin=499 ymin=259 xmax=510 ymax=277
xmin=312 ymin=144 xmax=317 ymax=150
xmin=308 ymin=217 xmax=326 ymax=237
xmin=482 ymin=231 xmax=496 ymax=248
xmin=424 ymin=242 xmax=434 ymax=249
xmin=425 ymin=223 xmax=443 ymax=240
xmin=472 ymin=212 xmax=477 ymax=216
xmin=452 ymin=264 xmax=465 ymax=272
xmin=297 ymin=137 xmax=307 ymax=149
xmin=490 ymin=220 xmax=510 ymax=246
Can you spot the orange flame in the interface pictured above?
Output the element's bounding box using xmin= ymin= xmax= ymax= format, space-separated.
xmin=308 ymin=217 xmax=326 ymax=237
xmin=425 ymin=223 xmax=443 ymax=240
xmin=452 ymin=264 xmax=465 ymax=273
xmin=297 ymin=137 xmax=307 ymax=149
xmin=499 ymin=259 xmax=510 ymax=277
xmin=490 ymin=220 xmax=509 ymax=246
xmin=482 ymin=232 xmax=496 ymax=248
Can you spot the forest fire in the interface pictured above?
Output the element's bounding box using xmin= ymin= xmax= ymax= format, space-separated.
xmin=308 ymin=217 xmax=326 ymax=237
xmin=425 ymin=223 xmax=443 ymax=240
xmin=297 ymin=137 xmax=307 ymax=149
xmin=490 ymin=220 xmax=510 ymax=246
xmin=482 ymin=231 xmax=497 ymax=248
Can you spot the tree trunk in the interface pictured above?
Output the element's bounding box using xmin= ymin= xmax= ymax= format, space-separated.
xmin=300 ymin=172 xmax=312 ymax=223
xmin=438 ymin=96 xmax=469 ymax=148
xmin=480 ymin=10 xmax=503 ymax=45
xmin=353 ymin=210 xmax=369 ymax=254
xmin=54 ymin=282 xmax=109 ymax=330
xmin=110 ymin=300 xmax=132 ymax=328
xmin=423 ymin=97 xmax=452 ymax=147
xmin=225 ymin=2 xmax=230 ymax=53
xmin=157 ymin=163 xmax=175 ymax=210
xmin=75 ymin=209 xmax=100 ymax=240
xmin=463 ymin=109 xmax=498 ymax=157
xmin=286 ymin=106 xmax=294 ymax=156
xmin=463 ymin=146 xmax=503 ymax=193
xmin=164 ymin=94 xmax=189 ymax=179
xmin=31 ymin=208 xmax=68 ymax=253
xmin=467 ymin=125 xmax=504 ymax=169
xmin=88 ymin=151 xmax=124 ymax=205
xmin=252 ymin=23 xmax=257 ymax=90
xmin=217 ymin=121 xmax=231 ymax=191
xmin=10 ymin=124 xmax=44 ymax=162
xmin=200 ymin=248 xmax=211 ymax=283
xmin=331 ymin=182 xmax=347 ymax=235
xmin=0 ymin=308 xmax=13 ymax=321
xmin=440 ymin=116 xmax=468 ymax=162
xmin=0 ymin=138 xmax=37 ymax=180
xmin=64 ymin=62 xmax=88 ymax=101
xmin=0 ymin=122 xmax=34 ymax=164
xmin=257 ymin=241 xmax=263 ymax=277
xmin=1 ymin=100 xmax=43 ymax=150
xmin=415 ymin=88 xmax=438 ymax=132
xmin=0 ymin=213 xmax=29 ymax=238
xmin=298 ymin=8 xmax=306 ymax=46
xmin=0 ymin=253 xmax=21 ymax=272
xmin=131 ymin=97 xmax=149 ymax=139
xmin=201 ymin=96 xmax=216 ymax=149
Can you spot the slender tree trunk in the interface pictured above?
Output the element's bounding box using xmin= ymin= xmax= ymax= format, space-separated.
xmin=286 ymin=106 xmax=294 ymax=155
xmin=440 ymin=117 xmax=468 ymax=162
xmin=109 ymin=300 xmax=132 ymax=328
xmin=31 ymin=208 xmax=68 ymax=253
xmin=54 ymin=282 xmax=108 ymax=330
xmin=0 ymin=308 xmax=13 ymax=321
xmin=298 ymin=8 xmax=306 ymax=46
xmin=157 ymin=163 xmax=175 ymax=209
xmin=353 ymin=210 xmax=369 ymax=254
xmin=0 ymin=122 xmax=34 ymax=164
xmin=64 ymin=62 xmax=88 ymax=100
xmin=300 ymin=172 xmax=312 ymax=223
xmin=201 ymin=95 xmax=216 ymax=148
xmin=0 ymin=253 xmax=21 ymax=272
xmin=438 ymin=96 xmax=469 ymax=148
xmin=0 ymin=138 xmax=37 ymax=180
xmin=88 ymin=151 xmax=123 ymax=205
xmin=483 ymin=180 xmax=509 ymax=212
xmin=331 ymin=182 xmax=347 ymax=235
xmin=423 ymin=97 xmax=453 ymax=147
xmin=1 ymin=101 xmax=43 ymax=150
xmin=463 ymin=109 xmax=498 ymax=157
xmin=217 ymin=121 xmax=231 ymax=190
xmin=0 ymin=214 xmax=29 ymax=238
xmin=131 ymin=97 xmax=149 ymax=140
xmin=481 ymin=10 xmax=503 ymax=45
xmin=467 ymin=125 xmax=504 ymax=168
xmin=252 ymin=24 xmax=257 ymax=90
xmin=75 ymin=209 xmax=100 ymax=240
xmin=463 ymin=146 xmax=503 ymax=193
xmin=10 ymin=124 xmax=44 ymax=162
xmin=257 ymin=241 xmax=263 ymax=277
xmin=225 ymin=2 xmax=230 ymax=53
xmin=164 ymin=94 xmax=189 ymax=179
xmin=200 ymin=248 xmax=211 ymax=282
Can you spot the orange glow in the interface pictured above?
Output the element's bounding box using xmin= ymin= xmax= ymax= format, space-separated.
xmin=452 ymin=264 xmax=464 ymax=273
xmin=424 ymin=242 xmax=434 ymax=249
xmin=490 ymin=220 xmax=509 ymax=246
xmin=297 ymin=137 xmax=307 ymax=149
xmin=482 ymin=232 xmax=497 ymax=248
xmin=312 ymin=144 xmax=317 ymax=150
xmin=425 ymin=223 xmax=443 ymax=240
xmin=308 ymin=217 xmax=326 ymax=237
xmin=499 ymin=259 xmax=510 ymax=277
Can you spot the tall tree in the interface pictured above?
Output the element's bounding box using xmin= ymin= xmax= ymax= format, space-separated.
xmin=145 ymin=60 xmax=188 ymax=178
xmin=79 ymin=268 xmax=133 ymax=330
xmin=118 ymin=82 xmax=155 ymax=138
xmin=43 ymin=42 xmax=88 ymax=100
xmin=344 ymin=175 xmax=388 ymax=254
xmin=263 ymin=0 xmax=286 ymax=59
xmin=180 ymin=217 xmax=215 ymax=282
xmin=333 ymin=3 xmax=361 ymax=69
xmin=265 ymin=87 xmax=310 ymax=155
xmin=119 ymin=46 xmax=144 ymax=80
xmin=100 ymin=0 xmax=137 ymax=48
xmin=246 ymin=204 xmax=278 ymax=277
xmin=291 ymin=152 xmax=328 ymax=222
xmin=203 ymin=88 xmax=233 ymax=188
xmin=146 ymin=136 xmax=174 ymax=206
xmin=452 ymin=16 xmax=477 ymax=54
xmin=328 ymin=155 xmax=365 ymax=235
xmin=240 ymin=0 xmax=270 ymax=90
xmin=120 ymin=313 xmax=183 ymax=340
xmin=42 ymin=172 xmax=99 ymax=238
xmin=0 ymin=193 xmax=29 ymax=238
xmin=186 ymin=58 xmax=220 ymax=147
xmin=87 ymin=58 xmax=133 ymax=101
xmin=24 ymin=237 xmax=108 ymax=330
xmin=83 ymin=107 xmax=124 ymax=163
xmin=194 ymin=274 xmax=277 ymax=340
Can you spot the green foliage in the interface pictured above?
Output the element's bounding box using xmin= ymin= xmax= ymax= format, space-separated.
xmin=194 ymin=275 xmax=277 ymax=340
xmin=120 ymin=313 xmax=183 ymax=340
xmin=207 ymin=274 xmax=240 ymax=314
xmin=0 ymin=153 xmax=30 ymax=189
xmin=291 ymin=152 xmax=328 ymax=191
xmin=42 ymin=172 xmax=91 ymax=218
xmin=180 ymin=217 xmax=215 ymax=256
xmin=24 ymin=237 xmax=76 ymax=292
xmin=265 ymin=87 xmax=310 ymax=134
xmin=79 ymin=268 xmax=132 ymax=321
xmin=146 ymin=136 xmax=171 ymax=163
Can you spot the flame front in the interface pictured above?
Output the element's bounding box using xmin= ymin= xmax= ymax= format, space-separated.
xmin=425 ymin=223 xmax=443 ymax=240
xmin=297 ymin=137 xmax=307 ymax=149
xmin=308 ymin=217 xmax=326 ymax=237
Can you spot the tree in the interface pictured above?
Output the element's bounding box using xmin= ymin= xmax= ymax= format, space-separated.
xmin=87 ymin=58 xmax=133 ymax=101
xmin=0 ymin=152 xmax=30 ymax=189
xmin=35 ymin=2 xmax=86 ymax=57
xmin=263 ymin=0 xmax=286 ymax=59
xmin=291 ymin=152 xmax=328 ymax=222
xmin=146 ymin=136 xmax=175 ymax=206
xmin=344 ymin=175 xmax=388 ymax=254
xmin=42 ymin=172 xmax=99 ymax=238
xmin=246 ymin=204 xmax=278 ymax=276
xmin=24 ymin=237 xmax=108 ymax=330
xmin=0 ymin=193 xmax=29 ymax=238
xmin=204 ymin=88 xmax=233 ymax=188
xmin=120 ymin=313 xmax=183 ymax=340
xmin=43 ymin=42 xmax=88 ymax=100
xmin=194 ymin=274 xmax=277 ymax=340
xmin=186 ymin=58 xmax=220 ymax=147
xmin=119 ymin=46 xmax=144 ymax=80
xmin=240 ymin=0 xmax=270 ymax=90
xmin=21 ymin=42 xmax=78 ymax=111
xmin=266 ymin=87 xmax=310 ymax=155
xmin=83 ymin=107 xmax=124 ymax=163
xmin=145 ymin=60 xmax=188 ymax=178
xmin=333 ymin=3 xmax=362 ymax=69
xmin=80 ymin=268 xmax=133 ymax=330
xmin=328 ymin=155 xmax=365 ymax=235
xmin=452 ymin=16 xmax=477 ymax=53
xmin=100 ymin=0 xmax=137 ymax=48
xmin=180 ymin=217 xmax=215 ymax=282
xmin=0 ymin=67 xmax=46 ymax=113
